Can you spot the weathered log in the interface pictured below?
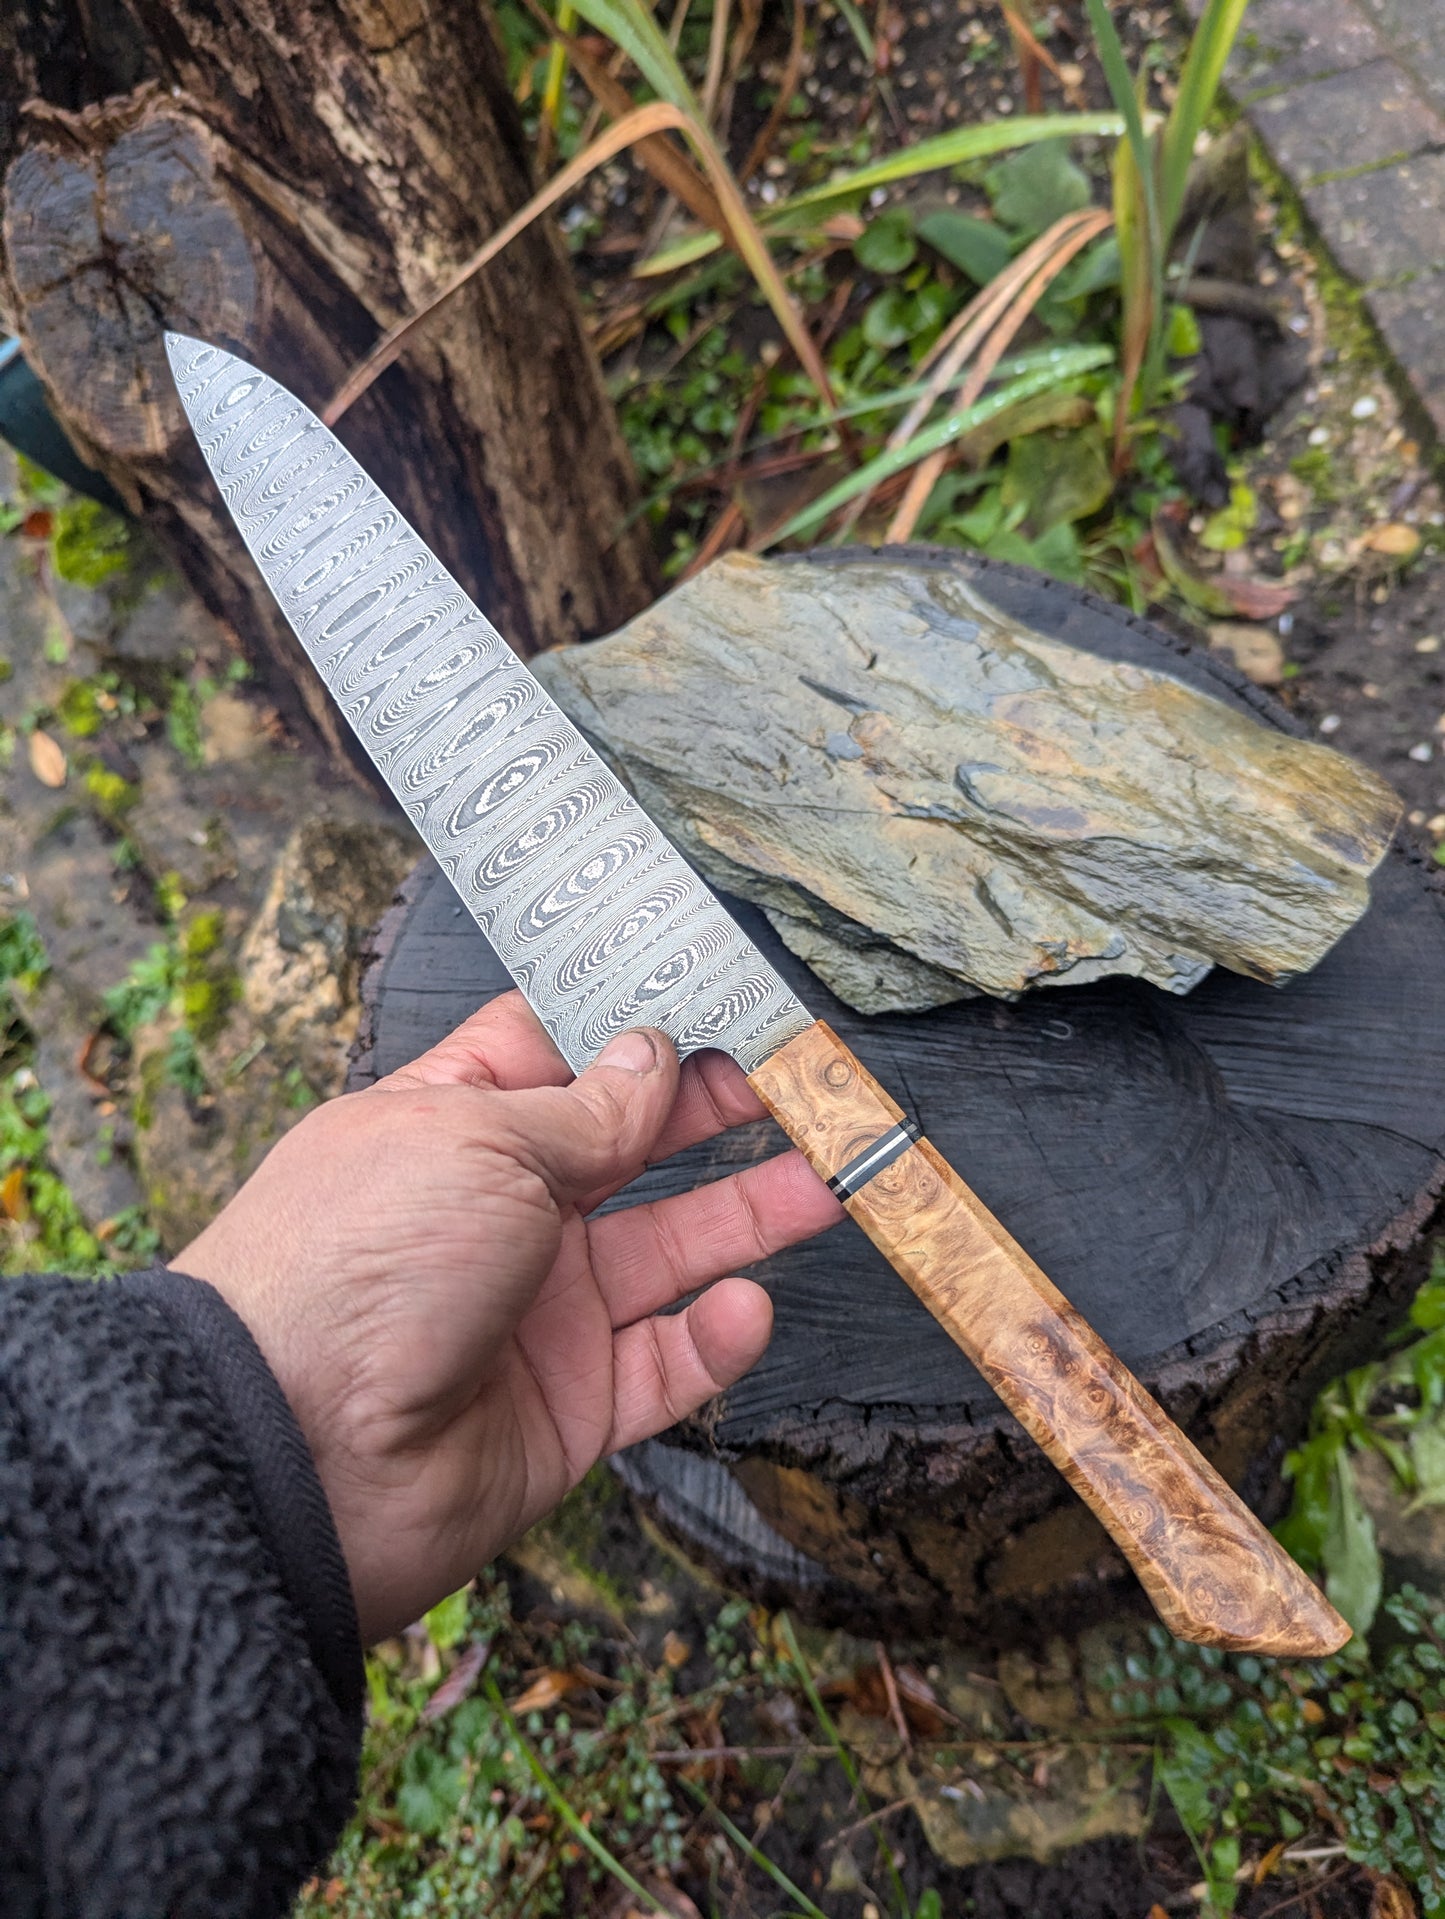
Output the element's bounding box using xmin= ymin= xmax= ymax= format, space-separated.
xmin=0 ymin=2 xmax=656 ymax=771
xmin=350 ymin=552 xmax=1445 ymax=1643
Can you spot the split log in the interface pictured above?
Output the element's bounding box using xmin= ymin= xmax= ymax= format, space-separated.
xmin=350 ymin=552 xmax=1445 ymax=1642
xmin=0 ymin=1 xmax=656 ymax=771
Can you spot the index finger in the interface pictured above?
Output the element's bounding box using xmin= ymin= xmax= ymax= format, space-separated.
xmin=377 ymin=990 xmax=572 ymax=1093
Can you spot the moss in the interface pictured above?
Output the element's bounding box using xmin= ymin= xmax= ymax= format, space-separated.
xmin=81 ymin=763 xmax=138 ymax=822
xmin=181 ymin=908 xmax=225 ymax=960
xmin=178 ymin=970 xmax=238 ymax=1045
xmin=55 ymin=680 xmax=105 ymax=739
xmin=51 ymin=497 xmax=132 ymax=590
xmin=154 ymin=871 xmax=187 ymax=924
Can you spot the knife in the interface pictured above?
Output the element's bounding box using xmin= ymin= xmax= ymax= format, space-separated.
xmin=166 ymin=333 xmax=1347 ymax=1657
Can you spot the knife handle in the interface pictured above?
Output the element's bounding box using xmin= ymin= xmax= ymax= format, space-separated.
xmin=748 ymin=1020 xmax=1348 ymax=1656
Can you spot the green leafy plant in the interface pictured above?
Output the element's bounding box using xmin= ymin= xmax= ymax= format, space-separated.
xmin=1105 ymin=1591 xmax=1445 ymax=1916
xmin=1084 ymin=0 xmax=1248 ymax=464
xmin=103 ymin=905 xmax=238 ymax=1087
xmin=1276 ymin=1253 xmax=1445 ymax=1636
xmin=51 ymin=498 xmax=133 ymax=589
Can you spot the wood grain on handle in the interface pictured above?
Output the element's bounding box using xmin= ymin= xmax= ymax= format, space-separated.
xmin=749 ymin=1020 xmax=1349 ymax=1656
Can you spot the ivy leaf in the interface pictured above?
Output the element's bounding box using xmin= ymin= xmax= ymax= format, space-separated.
xmin=1408 ymin=1421 xmax=1445 ymax=1510
xmin=1001 ymin=421 xmax=1112 ymax=533
xmin=854 ymin=208 xmax=917 ymax=274
xmin=916 ymin=208 xmax=1012 ymax=284
xmin=396 ymin=1743 xmax=466 ymax=1838
xmin=862 ymin=286 xmax=915 ymax=350
xmin=1199 ymin=482 xmax=1257 ymax=553
xmin=985 ymin=139 xmax=1092 ymax=237
xmin=1322 ymin=1452 xmax=1381 ymax=1636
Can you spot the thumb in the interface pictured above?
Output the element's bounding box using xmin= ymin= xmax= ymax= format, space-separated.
xmin=496 ymin=1027 xmax=680 ymax=1204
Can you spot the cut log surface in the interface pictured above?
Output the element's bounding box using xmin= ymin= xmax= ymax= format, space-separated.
xmin=350 ymin=552 xmax=1445 ymax=1641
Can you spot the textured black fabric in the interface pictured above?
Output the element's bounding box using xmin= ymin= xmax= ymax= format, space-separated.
xmin=0 ymin=1271 xmax=363 ymax=1919
xmin=123 ymin=1267 xmax=364 ymax=1723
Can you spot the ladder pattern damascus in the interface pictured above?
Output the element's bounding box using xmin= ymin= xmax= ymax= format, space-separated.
xmin=167 ymin=334 xmax=813 ymax=1074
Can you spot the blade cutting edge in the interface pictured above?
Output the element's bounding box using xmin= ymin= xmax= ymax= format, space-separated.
xmin=166 ymin=333 xmax=813 ymax=1075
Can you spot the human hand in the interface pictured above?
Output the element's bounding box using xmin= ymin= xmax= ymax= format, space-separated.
xmin=172 ymin=993 xmax=842 ymax=1642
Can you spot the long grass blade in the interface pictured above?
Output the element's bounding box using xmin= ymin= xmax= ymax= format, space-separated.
xmin=762 ymin=344 xmax=1113 ymax=547
xmin=570 ymin=0 xmax=837 ymax=407
xmin=484 ymin=1679 xmax=672 ymax=1914
xmin=326 ymin=102 xmax=697 ymax=423
xmin=1160 ymin=0 xmax=1249 ymax=237
xmin=1109 ymin=90 xmax=1152 ymax=467
xmin=701 ymin=0 xmax=731 ymax=123
xmin=513 ymin=0 xmax=728 ymax=232
xmin=635 ymin=110 xmax=1125 ymax=275
xmin=680 ymin=1778 xmax=829 ymax=1919
xmin=775 ymin=1615 xmax=912 ymax=1919
xmin=885 ymin=206 xmax=1112 ymax=540
xmin=567 ymin=0 xmax=699 ymax=109
xmin=783 ymin=111 xmax=1125 ymax=218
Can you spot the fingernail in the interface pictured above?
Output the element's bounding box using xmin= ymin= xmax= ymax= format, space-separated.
xmin=596 ymin=1029 xmax=659 ymax=1075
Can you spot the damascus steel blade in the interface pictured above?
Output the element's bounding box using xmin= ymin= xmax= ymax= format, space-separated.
xmin=165 ymin=334 xmax=812 ymax=1075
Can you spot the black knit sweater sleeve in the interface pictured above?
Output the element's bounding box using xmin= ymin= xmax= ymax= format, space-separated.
xmin=0 ymin=1267 xmax=365 ymax=1919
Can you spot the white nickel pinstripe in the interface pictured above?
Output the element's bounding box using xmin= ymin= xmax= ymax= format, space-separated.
xmin=166 ymin=333 xmax=813 ymax=1075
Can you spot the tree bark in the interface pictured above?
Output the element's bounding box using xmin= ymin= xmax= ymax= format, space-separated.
xmin=0 ymin=0 xmax=657 ymax=772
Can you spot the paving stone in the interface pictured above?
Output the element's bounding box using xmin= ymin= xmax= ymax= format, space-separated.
xmin=1222 ymin=0 xmax=1388 ymax=97
xmin=1367 ymin=269 xmax=1445 ymax=438
xmin=1304 ymin=151 xmax=1445 ymax=284
xmin=1251 ymin=59 xmax=1444 ymax=183
xmin=1358 ymin=0 xmax=1445 ymax=118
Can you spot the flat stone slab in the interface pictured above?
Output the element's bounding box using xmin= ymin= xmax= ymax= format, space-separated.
xmin=1193 ymin=0 xmax=1445 ymax=456
xmin=1369 ymin=270 xmax=1445 ymax=437
xmin=1357 ymin=0 xmax=1445 ymax=117
xmin=1224 ymin=0 xmax=1387 ymax=97
xmin=1251 ymin=59 xmax=1443 ymax=183
xmin=1304 ymin=152 xmax=1445 ymax=287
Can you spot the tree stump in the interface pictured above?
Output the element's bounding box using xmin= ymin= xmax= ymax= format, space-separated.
xmin=349 ymin=553 xmax=1445 ymax=1643
xmin=0 ymin=1 xmax=656 ymax=774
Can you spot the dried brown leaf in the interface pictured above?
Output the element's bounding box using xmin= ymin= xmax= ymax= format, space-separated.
xmin=830 ymin=1660 xmax=952 ymax=1738
xmin=1253 ymin=1840 xmax=1288 ymax=1884
xmin=509 ymin=1667 xmax=586 ymax=1715
xmin=421 ymin=1637 xmax=492 ymax=1722
xmin=28 ymin=729 xmax=67 ymax=788
xmin=0 ymin=1167 xmax=28 ymax=1223
xmin=1368 ymin=1872 xmax=1417 ymax=1919
xmin=1362 ymin=522 xmax=1422 ymax=560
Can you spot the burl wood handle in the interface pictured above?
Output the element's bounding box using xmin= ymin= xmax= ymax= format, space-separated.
xmin=749 ymin=1020 xmax=1349 ymax=1656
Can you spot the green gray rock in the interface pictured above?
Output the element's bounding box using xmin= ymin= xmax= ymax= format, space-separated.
xmin=534 ymin=554 xmax=1400 ymax=1014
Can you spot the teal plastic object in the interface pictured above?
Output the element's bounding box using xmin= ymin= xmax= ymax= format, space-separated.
xmin=0 ymin=338 xmax=128 ymax=514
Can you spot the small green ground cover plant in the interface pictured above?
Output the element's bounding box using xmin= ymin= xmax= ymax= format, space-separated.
xmin=0 ymin=910 xmax=158 ymax=1274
